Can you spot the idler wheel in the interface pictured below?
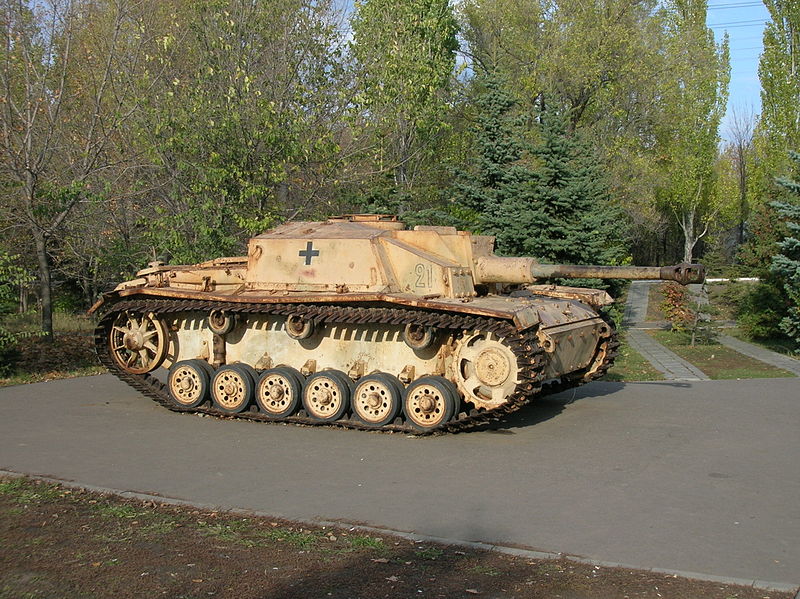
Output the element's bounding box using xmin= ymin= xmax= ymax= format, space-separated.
xmin=302 ymin=370 xmax=351 ymax=421
xmin=168 ymin=359 xmax=213 ymax=408
xmin=402 ymin=323 xmax=437 ymax=350
xmin=109 ymin=311 xmax=168 ymax=374
xmin=208 ymin=310 xmax=237 ymax=335
xmin=211 ymin=364 xmax=255 ymax=413
xmin=352 ymin=373 xmax=403 ymax=427
xmin=403 ymin=376 xmax=459 ymax=431
xmin=286 ymin=315 xmax=314 ymax=340
xmin=256 ymin=366 xmax=304 ymax=418
xmin=453 ymin=331 xmax=520 ymax=410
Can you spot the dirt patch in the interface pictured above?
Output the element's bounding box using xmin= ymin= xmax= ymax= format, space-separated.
xmin=0 ymin=333 xmax=103 ymax=387
xmin=1 ymin=476 xmax=793 ymax=599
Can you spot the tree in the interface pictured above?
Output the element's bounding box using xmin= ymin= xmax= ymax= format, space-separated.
xmin=655 ymin=0 xmax=729 ymax=263
xmin=350 ymin=0 xmax=458 ymax=191
xmin=0 ymin=251 xmax=33 ymax=375
xmin=451 ymin=67 xmax=627 ymax=267
xmin=138 ymin=0 xmax=346 ymax=263
xmin=770 ymin=151 xmax=800 ymax=350
xmin=727 ymin=108 xmax=756 ymax=246
xmin=496 ymin=108 xmax=627 ymax=267
xmin=758 ymin=0 xmax=800 ymax=176
xmin=449 ymin=68 xmax=533 ymax=236
xmin=0 ymin=0 xmax=162 ymax=337
xmin=459 ymin=0 xmax=670 ymax=231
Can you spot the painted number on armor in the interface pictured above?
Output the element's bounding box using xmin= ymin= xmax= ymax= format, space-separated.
xmin=414 ymin=263 xmax=433 ymax=288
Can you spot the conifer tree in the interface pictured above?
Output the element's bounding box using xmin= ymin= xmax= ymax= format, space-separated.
xmin=450 ymin=69 xmax=535 ymax=237
xmin=495 ymin=108 xmax=627 ymax=266
xmin=770 ymin=151 xmax=800 ymax=350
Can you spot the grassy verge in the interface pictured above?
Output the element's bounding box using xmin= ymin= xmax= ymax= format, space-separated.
xmin=0 ymin=476 xmax=791 ymax=599
xmin=604 ymin=332 xmax=664 ymax=382
xmin=646 ymin=283 xmax=667 ymax=322
xmin=0 ymin=311 xmax=97 ymax=335
xmin=649 ymin=330 xmax=795 ymax=379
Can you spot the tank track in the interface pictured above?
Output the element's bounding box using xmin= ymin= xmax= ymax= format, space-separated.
xmin=95 ymin=297 xmax=617 ymax=435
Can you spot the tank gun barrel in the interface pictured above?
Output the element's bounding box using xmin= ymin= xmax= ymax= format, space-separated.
xmin=474 ymin=257 xmax=705 ymax=286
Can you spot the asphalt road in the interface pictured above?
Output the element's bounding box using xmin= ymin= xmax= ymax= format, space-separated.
xmin=1 ymin=374 xmax=798 ymax=586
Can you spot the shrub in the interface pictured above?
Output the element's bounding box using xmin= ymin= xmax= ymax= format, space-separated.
xmin=734 ymin=280 xmax=788 ymax=340
xmin=0 ymin=253 xmax=34 ymax=376
xmin=659 ymin=282 xmax=693 ymax=330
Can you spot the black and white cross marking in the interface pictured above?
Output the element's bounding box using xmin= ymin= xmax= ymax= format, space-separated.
xmin=298 ymin=241 xmax=320 ymax=265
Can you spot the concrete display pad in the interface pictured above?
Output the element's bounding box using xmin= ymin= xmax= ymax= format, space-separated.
xmin=1 ymin=374 xmax=798 ymax=586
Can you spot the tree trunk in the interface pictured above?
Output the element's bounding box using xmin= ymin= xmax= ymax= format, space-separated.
xmin=33 ymin=230 xmax=54 ymax=341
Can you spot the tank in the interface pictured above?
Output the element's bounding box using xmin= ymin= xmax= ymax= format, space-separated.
xmin=90 ymin=214 xmax=704 ymax=433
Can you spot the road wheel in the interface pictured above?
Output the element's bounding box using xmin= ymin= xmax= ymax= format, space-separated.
xmin=302 ymin=370 xmax=350 ymax=421
xmin=211 ymin=364 xmax=254 ymax=413
xmin=109 ymin=311 xmax=168 ymax=374
xmin=167 ymin=360 xmax=212 ymax=408
xmin=256 ymin=367 xmax=303 ymax=418
xmin=352 ymin=373 xmax=403 ymax=427
xmin=404 ymin=376 xmax=458 ymax=431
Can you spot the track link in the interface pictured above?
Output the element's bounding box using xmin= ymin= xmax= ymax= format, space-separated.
xmin=95 ymin=297 xmax=617 ymax=435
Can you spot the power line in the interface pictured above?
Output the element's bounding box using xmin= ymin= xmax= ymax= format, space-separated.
xmin=708 ymin=2 xmax=765 ymax=9
xmin=710 ymin=22 xmax=767 ymax=28
xmin=708 ymin=18 xmax=766 ymax=26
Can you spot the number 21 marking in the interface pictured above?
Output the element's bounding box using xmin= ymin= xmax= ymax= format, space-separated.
xmin=414 ymin=263 xmax=432 ymax=288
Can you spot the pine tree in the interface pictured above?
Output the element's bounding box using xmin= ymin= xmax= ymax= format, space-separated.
xmin=496 ymin=108 xmax=627 ymax=266
xmin=449 ymin=69 xmax=537 ymax=241
xmin=770 ymin=151 xmax=800 ymax=350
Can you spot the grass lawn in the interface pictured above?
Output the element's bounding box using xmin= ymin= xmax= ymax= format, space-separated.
xmin=649 ymin=330 xmax=795 ymax=379
xmin=645 ymin=283 xmax=668 ymax=322
xmin=603 ymin=333 xmax=664 ymax=382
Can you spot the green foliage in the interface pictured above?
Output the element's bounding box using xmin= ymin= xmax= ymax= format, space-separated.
xmin=350 ymin=0 xmax=458 ymax=189
xmin=758 ymin=2 xmax=800 ymax=173
xmin=452 ymin=71 xmax=627 ymax=272
xmin=0 ymin=253 xmax=34 ymax=376
xmin=737 ymin=202 xmax=788 ymax=274
xmin=502 ymin=108 xmax=627 ymax=266
xmin=655 ymin=0 xmax=730 ymax=263
xmin=449 ymin=68 xmax=533 ymax=236
xmin=770 ymin=152 xmax=800 ymax=350
xmin=139 ymin=0 xmax=342 ymax=262
xmin=735 ymin=279 xmax=787 ymax=340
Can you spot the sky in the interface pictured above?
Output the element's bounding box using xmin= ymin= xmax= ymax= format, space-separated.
xmin=708 ymin=0 xmax=771 ymax=137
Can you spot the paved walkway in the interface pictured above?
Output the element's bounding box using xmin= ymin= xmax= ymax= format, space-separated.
xmin=626 ymin=329 xmax=709 ymax=381
xmin=624 ymin=281 xmax=710 ymax=381
xmin=622 ymin=280 xmax=799 ymax=380
xmin=622 ymin=279 xmax=653 ymax=327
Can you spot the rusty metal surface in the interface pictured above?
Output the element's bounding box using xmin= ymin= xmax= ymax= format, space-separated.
xmin=94 ymin=297 xmax=619 ymax=434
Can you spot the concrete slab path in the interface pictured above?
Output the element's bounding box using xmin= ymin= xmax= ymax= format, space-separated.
xmin=626 ymin=329 xmax=710 ymax=381
xmin=2 ymin=374 xmax=799 ymax=587
xmin=623 ymin=281 xmax=711 ymax=380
